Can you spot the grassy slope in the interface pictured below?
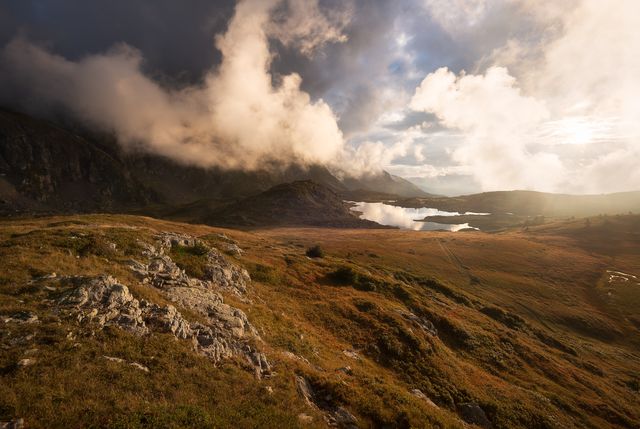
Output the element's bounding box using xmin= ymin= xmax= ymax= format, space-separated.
xmin=1 ymin=214 xmax=639 ymax=428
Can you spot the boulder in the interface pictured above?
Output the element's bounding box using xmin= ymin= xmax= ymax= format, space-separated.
xmin=458 ymin=402 xmax=492 ymax=428
xmin=59 ymin=276 xmax=148 ymax=335
xmin=410 ymin=389 xmax=438 ymax=408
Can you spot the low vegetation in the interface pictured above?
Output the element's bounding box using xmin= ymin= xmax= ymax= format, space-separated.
xmin=305 ymin=245 xmax=324 ymax=258
xmin=170 ymin=243 xmax=210 ymax=278
xmin=1 ymin=214 xmax=639 ymax=428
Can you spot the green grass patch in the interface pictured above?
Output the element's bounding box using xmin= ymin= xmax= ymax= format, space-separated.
xmin=169 ymin=244 xmax=209 ymax=279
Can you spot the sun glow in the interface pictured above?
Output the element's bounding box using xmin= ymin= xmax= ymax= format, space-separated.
xmin=538 ymin=116 xmax=617 ymax=145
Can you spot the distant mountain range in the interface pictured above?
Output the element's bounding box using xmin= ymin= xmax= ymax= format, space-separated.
xmin=393 ymin=190 xmax=640 ymax=217
xmin=2 ymin=108 xmax=639 ymax=227
xmin=0 ymin=108 xmax=427 ymax=217
xmin=203 ymin=180 xmax=382 ymax=228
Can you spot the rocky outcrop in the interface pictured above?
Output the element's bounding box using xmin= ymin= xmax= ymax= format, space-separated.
xmin=203 ymin=248 xmax=250 ymax=296
xmin=410 ymin=389 xmax=438 ymax=408
xmin=457 ymin=402 xmax=492 ymax=428
xmin=398 ymin=311 xmax=438 ymax=337
xmin=295 ymin=375 xmax=359 ymax=428
xmin=59 ymin=276 xmax=148 ymax=335
xmin=133 ymin=232 xmax=251 ymax=298
xmin=59 ymin=274 xmax=270 ymax=377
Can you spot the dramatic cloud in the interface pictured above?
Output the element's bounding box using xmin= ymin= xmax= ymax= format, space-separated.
xmin=0 ymin=0 xmax=347 ymax=171
xmin=1 ymin=0 xmax=638 ymax=194
xmin=422 ymin=0 xmax=488 ymax=31
xmin=269 ymin=0 xmax=352 ymax=56
xmin=411 ymin=66 xmax=564 ymax=191
xmin=409 ymin=0 xmax=640 ymax=193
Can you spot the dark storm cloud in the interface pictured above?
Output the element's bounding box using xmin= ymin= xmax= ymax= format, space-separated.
xmin=0 ymin=0 xmax=235 ymax=83
xmin=0 ymin=0 xmax=478 ymax=135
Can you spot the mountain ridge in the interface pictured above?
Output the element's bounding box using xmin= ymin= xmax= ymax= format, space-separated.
xmin=0 ymin=108 xmax=428 ymax=218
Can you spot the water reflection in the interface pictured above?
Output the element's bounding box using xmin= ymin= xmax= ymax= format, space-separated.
xmin=349 ymin=201 xmax=482 ymax=231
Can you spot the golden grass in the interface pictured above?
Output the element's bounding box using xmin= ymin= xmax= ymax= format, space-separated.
xmin=1 ymin=214 xmax=639 ymax=428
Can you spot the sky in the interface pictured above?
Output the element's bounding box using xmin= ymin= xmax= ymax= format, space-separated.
xmin=0 ymin=0 xmax=638 ymax=195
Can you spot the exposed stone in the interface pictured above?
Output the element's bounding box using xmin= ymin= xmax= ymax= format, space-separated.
xmin=203 ymin=248 xmax=251 ymax=296
xmin=59 ymin=276 xmax=148 ymax=335
xmin=399 ymin=311 xmax=438 ymax=336
xmin=223 ymin=242 xmax=244 ymax=256
xmin=104 ymin=355 xmax=149 ymax=372
xmin=103 ymin=355 xmax=125 ymax=364
xmin=130 ymin=362 xmax=150 ymax=372
xmin=143 ymin=303 xmax=193 ymax=339
xmin=3 ymin=311 xmax=38 ymax=324
xmin=137 ymin=233 xmax=251 ymax=298
xmin=165 ymin=287 xmax=256 ymax=338
xmin=458 ymin=402 xmax=492 ymax=429
xmin=59 ymin=274 xmax=269 ymax=377
xmin=158 ymin=232 xmax=198 ymax=249
xmin=296 ymin=375 xmax=359 ymax=428
xmin=17 ymin=358 xmax=35 ymax=367
xmin=0 ymin=418 xmax=24 ymax=429
xmin=296 ymin=375 xmax=316 ymax=407
xmin=342 ymin=349 xmax=360 ymax=360
xmin=214 ymin=233 xmax=236 ymax=243
xmin=410 ymin=389 xmax=438 ymax=408
xmin=336 ymin=366 xmax=353 ymax=375
xmin=331 ymin=407 xmax=358 ymax=429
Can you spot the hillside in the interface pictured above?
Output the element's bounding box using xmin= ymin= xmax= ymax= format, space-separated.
xmin=1 ymin=214 xmax=639 ymax=428
xmin=0 ymin=108 xmax=427 ymax=217
xmin=0 ymin=109 xmax=154 ymax=214
xmin=204 ymin=180 xmax=381 ymax=228
xmin=394 ymin=190 xmax=640 ymax=217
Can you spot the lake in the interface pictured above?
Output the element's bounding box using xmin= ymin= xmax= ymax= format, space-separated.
xmin=349 ymin=201 xmax=487 ymax=231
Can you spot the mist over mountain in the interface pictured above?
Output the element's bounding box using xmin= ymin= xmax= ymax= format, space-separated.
xmin=1 ymin=0 xmax=638 ymax=194
xmin=0 ymin=108 xmax=426 ymax=219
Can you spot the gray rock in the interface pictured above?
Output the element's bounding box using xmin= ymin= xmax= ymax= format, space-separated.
xmin=296 ymin=375 xmax=359 ymax=428
xmin=138 ymin=233 xmax=251 ymax=298
xmin=410 ymin=389 xmax=438 ymax=408
xmin=458 ymin=402 xmax=492 ymax=428
xmin=399 ymin=311 xmax=438 ymax=336
xmin=4 ymin=311 xmax=38 ymax=324
xmin=104 ymin=355 xmax=149 ymax=372
xmin=103 ymin=355 xmax=125 ymax=364
xmin=129 ymin=362 xmax=150 ymax=372
xmin=59 ymin=276 xmax=148 ymax=335
xmin=223 ymin=243 xmax=244 ymax=256
xmin=203 ymin=248 xmax=251 ymax=296
xmin=143 ymin=303 xmax=193 ymax=339
xmin=336 ymin=366 xmax=353 ymax=375
xmin=158 ymin=232 xmax=198 ymax=249
xmin=298 ymin=413 xmax=314 ymax=424
xmin=0 ymin=418 xmax=25 ymax=429
xmin=17 ymin=358 xmax=35 ymax=367
xmin=296 ymin=375 xmax=315 ymax=406
xmin=342 ymin=349 xmax=360 ymax=360
xmin=59 ymin=273 xmax=270 ymax=377
xmin=331 ymin=407 xmax=358 ymax=428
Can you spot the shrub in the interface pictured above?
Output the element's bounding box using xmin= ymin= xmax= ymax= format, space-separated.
xmin=328 ymin=265 xmax=359 ymax=285
xmin=305 ymin=245 xmax=324 ymax=258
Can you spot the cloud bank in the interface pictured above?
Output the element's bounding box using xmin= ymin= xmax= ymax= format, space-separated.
xmin=0 ymin=0 xmax=348 ymax=171
xmin=412 ymin=0 xmax=640 ymax=193
xmin=1 ymin=0 xmax=638 ymax=194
